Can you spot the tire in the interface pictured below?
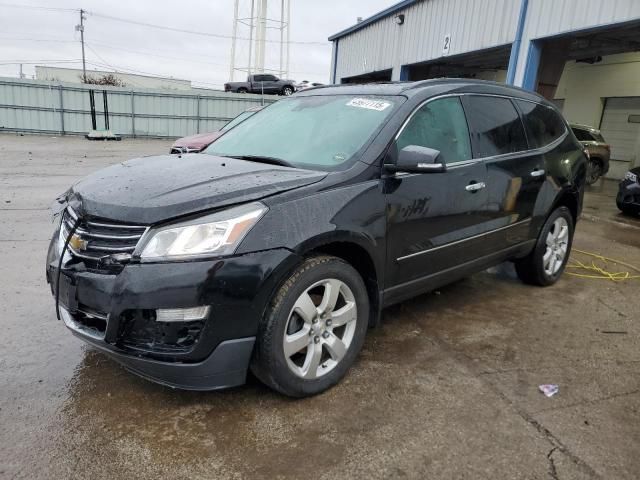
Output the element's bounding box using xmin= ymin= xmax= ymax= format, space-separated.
xmin=282 ymin=86 xmax=294 ymax=96
xmin=617 ymin=201 xmax=639 ymax=216
xmin=238 ymin=88 xmax=248 ymax=94
xmin=515 ymin=206 xmax=574 ymax=286
xmin=251 ymin=255 xmax=369 ymax=397
xmin=586 ymin=158 xmax=603 ymax=185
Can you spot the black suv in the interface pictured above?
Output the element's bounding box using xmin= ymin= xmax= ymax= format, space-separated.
xmin=47 ymin=80 xmax=586 ymax=397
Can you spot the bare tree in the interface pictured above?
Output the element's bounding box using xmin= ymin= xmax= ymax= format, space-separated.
xmin=82 ymin=73 xmax=125 ymax=87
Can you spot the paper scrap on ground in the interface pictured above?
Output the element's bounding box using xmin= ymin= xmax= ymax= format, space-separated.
xmin=539 ymin=384 xmax=559 ymax=397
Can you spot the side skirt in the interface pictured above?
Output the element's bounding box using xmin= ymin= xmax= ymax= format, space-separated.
xmin=381 ymin=240 xmax=536 ymax=307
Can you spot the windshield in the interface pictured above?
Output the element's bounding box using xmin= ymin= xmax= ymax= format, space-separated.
xmin=204 ymin=95 xmax=402 ymax=170
xmin=221 ymin=110 xmax=256 ymax=131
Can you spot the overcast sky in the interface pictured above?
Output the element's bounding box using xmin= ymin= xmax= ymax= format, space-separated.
xmin=0 ymin=0 xmax=393 ymax=88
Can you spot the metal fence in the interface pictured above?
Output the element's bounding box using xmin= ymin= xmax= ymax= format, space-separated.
xmin=0 ymin=77 xmax=276 ymax=138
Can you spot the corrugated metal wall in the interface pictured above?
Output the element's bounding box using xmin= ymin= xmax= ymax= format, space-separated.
xmin=0 ymin=78 xmax=275 ymax=138
xmin=334 ymin=0 xmax=520 ymax=81
xmin=523 ymin=0 xmax=640 ymax=41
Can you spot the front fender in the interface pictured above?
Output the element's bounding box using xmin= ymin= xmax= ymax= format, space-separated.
xmin=237 ymin=181 xmax=386 ymax=284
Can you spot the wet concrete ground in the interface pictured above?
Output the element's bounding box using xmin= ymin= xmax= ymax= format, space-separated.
xmin=1 ymin=133 xmax=639 ymax=479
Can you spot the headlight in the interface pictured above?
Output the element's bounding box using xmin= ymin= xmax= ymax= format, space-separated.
xmin=138 ymin=202 xmax=267 ymax=261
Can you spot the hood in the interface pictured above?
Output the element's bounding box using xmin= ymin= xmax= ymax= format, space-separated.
xmin=67 ymin=154 xmax=327 ymax=224
xmin=171 ymin=131 xmax=223 ymax=150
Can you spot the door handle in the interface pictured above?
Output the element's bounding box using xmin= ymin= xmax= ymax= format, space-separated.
xmin=465 ymin=182 xmax=486 ymax=192
xmin=530 ymin=169 xmax=546 ymax=177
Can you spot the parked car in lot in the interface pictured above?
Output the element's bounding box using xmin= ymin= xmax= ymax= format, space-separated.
xmin=617 ymin=168 xmax=640 ymax=216
xmin=296 ymin=80 xmax=324 ymax=91
xmin=47 ymin=80 xmax=586 ymax=397
xmin=170 ymin=106 xmax=263 ymax=154
xmin=570 ymin=124 xmax=610 ymax=184
xmin=225 ymin=74 xmax=296 ymax=96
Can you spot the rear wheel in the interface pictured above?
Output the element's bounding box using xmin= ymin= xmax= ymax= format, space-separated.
xmin=251 ymin=256 xmax=369 ymax=397
xmin=515 ymin=206 xmax=574 ymax=286
xmin=586 ymin=158 xmax=603 ymax=185
xmin=282 ymin=86 xmax=294 ymax=96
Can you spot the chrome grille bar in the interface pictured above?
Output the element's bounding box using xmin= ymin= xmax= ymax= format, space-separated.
xmin=62 ymin=207 xmax=148 ymax=262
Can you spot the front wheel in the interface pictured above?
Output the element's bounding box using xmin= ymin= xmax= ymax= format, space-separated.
xmin=515 ymin=206 xmax=574 ymax=286
xmin=237 ymin=87 xmax=248 ymax=94
xmin=282 ymin=86 xmax=294 ymax=96
xmin=251 ymin=256 xmax=369 ymax=397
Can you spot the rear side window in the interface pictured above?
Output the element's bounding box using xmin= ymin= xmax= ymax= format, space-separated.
xmin=516 ymin=100 xmax=566 ymax=148
xmin=396 ymin=97 xmax=472 ymax=163
xmin=572 ymin=128 xmax=595 ymax=142
xmin=462 ymin=96 xmax=528 ymax=158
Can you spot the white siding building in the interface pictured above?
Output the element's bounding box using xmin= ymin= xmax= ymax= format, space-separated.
xmin=35 ymin=66 xmax=193 ymax=91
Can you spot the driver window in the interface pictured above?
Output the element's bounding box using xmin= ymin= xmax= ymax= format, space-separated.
xmin=396 ymin=97 xmax=472 ymax=163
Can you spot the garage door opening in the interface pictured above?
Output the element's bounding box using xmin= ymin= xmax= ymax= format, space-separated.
xmin=402 ymin=45 xmax=512 ymax=82
xmin=527 ymin=20 xmax=640 ymax=101
xmin=528 ymin=20 xmax=640 ymax=177
xmin=341 ymin=68 xmax=392 ymax=84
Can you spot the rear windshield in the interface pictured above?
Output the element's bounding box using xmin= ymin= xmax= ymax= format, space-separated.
xmin=204 ymin=95 xmax=402 ymax=171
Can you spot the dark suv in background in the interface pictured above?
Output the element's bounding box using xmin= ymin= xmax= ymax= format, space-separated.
xmin=47 ymin=80 xmax=586 ymax=397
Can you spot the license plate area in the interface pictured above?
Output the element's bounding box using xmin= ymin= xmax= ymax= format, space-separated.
xmin=57 ymin=271 xmax=78 ymax=312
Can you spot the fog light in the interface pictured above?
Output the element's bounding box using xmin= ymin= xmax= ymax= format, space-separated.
xmin=156 ymin=306 xmax=210 ymax=322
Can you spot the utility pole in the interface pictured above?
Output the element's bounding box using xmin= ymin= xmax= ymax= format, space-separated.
xmin=229 ymin=0 xmax=239 ymax=81
xmin=19 ymin=63 xmax=25 ymax=79
xmin=75 ymin=9 xmax=87 ymax=83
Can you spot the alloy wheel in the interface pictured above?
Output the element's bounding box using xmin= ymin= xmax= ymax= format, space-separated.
xmin=543 ymin=217 xmax=569 ymax=276
xmin=283 ymin=278 xmax=358 ymax=379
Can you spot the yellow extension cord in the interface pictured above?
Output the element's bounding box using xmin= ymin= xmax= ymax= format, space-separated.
xmin=566 ymin=248 xmax=640 ymax=281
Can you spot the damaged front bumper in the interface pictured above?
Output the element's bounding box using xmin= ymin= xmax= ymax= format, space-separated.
xmin=46 ymin=233 xmax=299 ymax=390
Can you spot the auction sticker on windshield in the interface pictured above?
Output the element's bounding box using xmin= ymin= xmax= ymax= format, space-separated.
xmin=346 ymin=98 xmax=392 ymax=111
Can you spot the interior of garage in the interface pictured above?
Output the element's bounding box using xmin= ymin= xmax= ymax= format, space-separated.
xmin=531 ymin=20 xmax=640 ymax=177
xmin=401 ymin=45 xmax=511 ymax=83
xmin=341 ymin=68 xmax=393 ymax=84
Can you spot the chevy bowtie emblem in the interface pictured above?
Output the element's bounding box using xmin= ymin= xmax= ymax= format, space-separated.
xmin=69 ymin=234 xmax=88 ymax=251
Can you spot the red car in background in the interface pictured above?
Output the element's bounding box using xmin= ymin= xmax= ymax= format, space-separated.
xmin=170 ymin=106 xmax=263 ymax=154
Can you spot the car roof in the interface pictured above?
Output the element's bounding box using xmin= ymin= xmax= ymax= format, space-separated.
xmin=295 ymin=78 xmax=548 ymax=104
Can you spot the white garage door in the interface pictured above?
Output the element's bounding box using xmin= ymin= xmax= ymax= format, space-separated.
xmin=600 ymin=97 xmax=640 ymax=178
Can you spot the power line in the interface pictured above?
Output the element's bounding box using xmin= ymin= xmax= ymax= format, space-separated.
xmin=0 ymin=2 xmax=77 ymax=12
xmin=85 ymin=41 xmax=327 ymax=76
xmin=87 ymin=10 xmax=329 ymax=47
xmin=0 ymin=35 xmax=77 ymax=43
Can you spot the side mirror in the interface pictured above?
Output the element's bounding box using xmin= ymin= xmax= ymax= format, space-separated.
xmin=385 ymin=145 xmax=446 ymax=174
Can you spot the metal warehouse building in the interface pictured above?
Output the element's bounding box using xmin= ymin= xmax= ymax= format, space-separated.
xmin=329 ymin=0 xmax=640 ymax=177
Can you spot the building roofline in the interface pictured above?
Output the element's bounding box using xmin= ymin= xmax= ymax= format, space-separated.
xmin=328 ymin=0 xmax=417 ymax=41
xmin=34 ymin=65 xmax=192 ymax=84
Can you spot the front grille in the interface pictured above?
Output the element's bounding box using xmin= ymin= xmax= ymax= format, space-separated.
xmin=61 ymin=207 xmax=148 ymax=263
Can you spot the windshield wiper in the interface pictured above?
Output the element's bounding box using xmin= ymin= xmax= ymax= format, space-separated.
xmin=225 ymin=155 xmax=293 ymax=168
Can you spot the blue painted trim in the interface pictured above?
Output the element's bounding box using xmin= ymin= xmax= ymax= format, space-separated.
xmin=328 ymin=0 xmax=417 ymax=41
xmin=399 ymin=65 xmax=410 ymax=81
xmin=506 ymin=0 xmax=529 ymax=85
xmin=331 ymin=39 xmax=339 ymax=84
xmin=521 ymin=40 xmax=542 ymax=91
